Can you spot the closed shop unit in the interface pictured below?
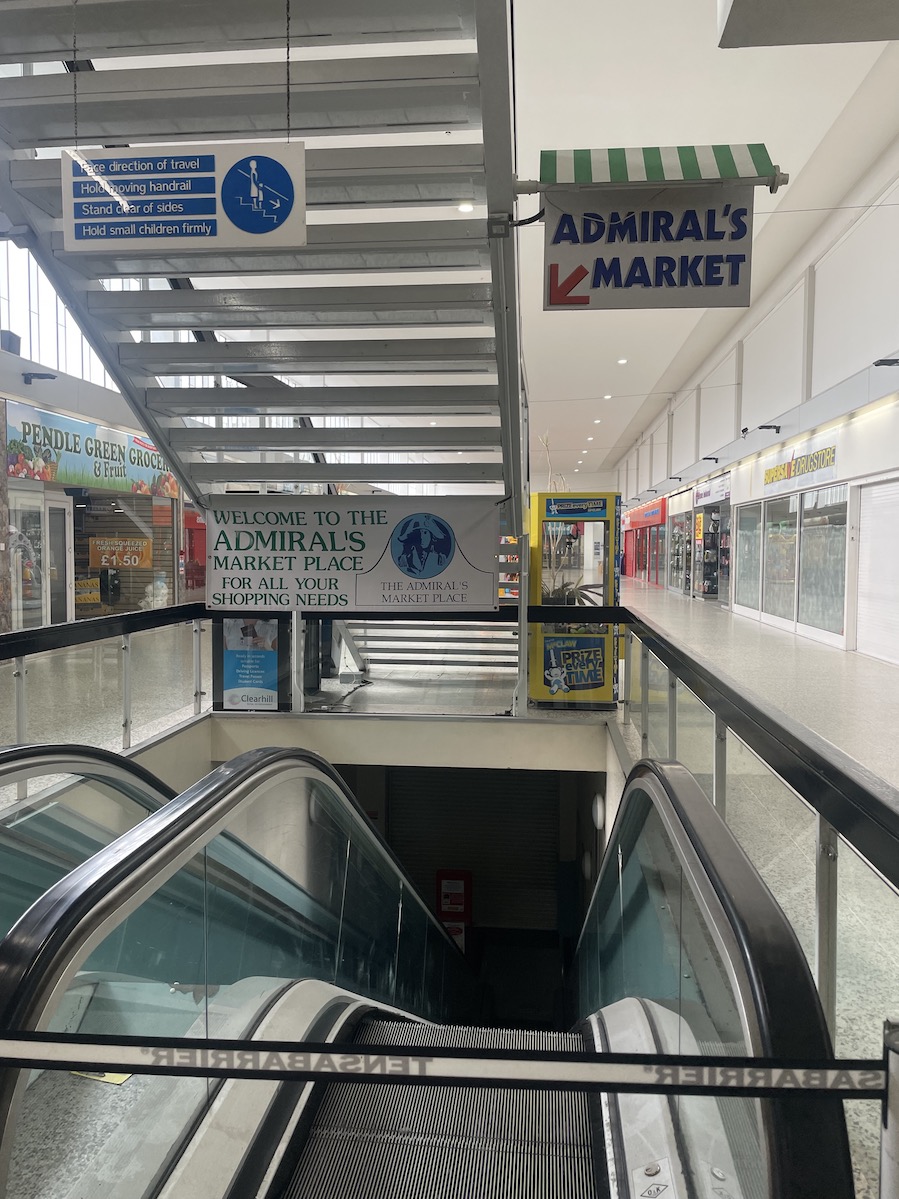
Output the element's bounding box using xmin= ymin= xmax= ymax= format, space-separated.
xmin=856 ymin=480 xmax=899 ymax=665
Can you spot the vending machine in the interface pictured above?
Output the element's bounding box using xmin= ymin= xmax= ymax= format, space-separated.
xmin=527 ymin=492 xmax=621 ymax=709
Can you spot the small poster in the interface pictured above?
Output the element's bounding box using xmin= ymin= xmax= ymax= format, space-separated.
xmin=89 ymin=536 xmax=153 ymax=570
xmin=543 ymin=636 xmax=605 ymax=694
xmin=212 ymin=615 xmax=291 ymax=712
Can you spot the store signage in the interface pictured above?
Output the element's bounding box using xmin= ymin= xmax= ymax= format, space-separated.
xmin=5 ymin=401 xmax=179 ymax=497
xmin=544 ymin=184 xmax=753 ymax=310
xmin=761 ymin=440 xmax=838 ymax=495
xmin=693 ymin=473 xmax=731 ymax=505
xmin=74 ymin=577 xmax=101 ymax=606
xmin=61 ymin=143 xmax=306 ymax=253
xmin=544 ymin=496 xmax=608 ymax=519
xmin=89 ymin=537 xmax=153 ymax=570
xmin=626 ymin=497 xmax=667 ymax=529
xmin=205 ymin=497 xmax=500 ymax=613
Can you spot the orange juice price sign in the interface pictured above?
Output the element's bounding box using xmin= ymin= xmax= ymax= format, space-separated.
xmin=89 ymin=536 xmax=153 ymax=570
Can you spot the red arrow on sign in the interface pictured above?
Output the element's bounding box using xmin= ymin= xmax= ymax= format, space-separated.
xmin=548 ymin=263 xmax=590 ymax=306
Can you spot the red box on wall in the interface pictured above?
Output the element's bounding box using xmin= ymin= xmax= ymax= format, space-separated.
xmin=436 ymin=868 xmax=472 ymax=925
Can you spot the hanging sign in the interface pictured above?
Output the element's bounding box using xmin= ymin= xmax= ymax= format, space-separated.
xmin=205 ymin=497 xmax=500 ymax=613
xmin=61 ymin=143 xmax=306 ymax=252
xmin=544 ymin=184 xmax=753 ymax=310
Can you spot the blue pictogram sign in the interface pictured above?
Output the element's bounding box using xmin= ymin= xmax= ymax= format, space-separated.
xmin=221 ymin=155 xmax=294 ymax=234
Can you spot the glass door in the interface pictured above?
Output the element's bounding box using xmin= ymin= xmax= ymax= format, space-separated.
xmin=44 ymin=495 xmax=74 ymax=624
xmin=8 ymin=485 xmax=46 ymax=630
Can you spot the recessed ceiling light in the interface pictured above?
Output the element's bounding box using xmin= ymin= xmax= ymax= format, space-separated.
xmin=617 ymin=358 xmax=627 ymax=365
xmin=594 ymin=418 xmax=602 ymax=424
xmin=582 ymin=449 xmax=588 ymax=453
xmin=429 ymin=421 xmax=437 ymax=426
xmin=574 ymin=469 xmax=579 ymax=473
xmin=587 ymin=436 xmax=594 ymax=441
xmin=603 ymin=394 xmax=612 ymax=400
xmin=577 ymin=460 xmax=583 ymax=464
xmin=457 ymin=202 xmax=475 ymax=213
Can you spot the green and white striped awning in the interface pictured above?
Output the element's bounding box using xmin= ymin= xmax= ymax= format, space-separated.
xmin=540 ymin=144 xmax=781 ymax=188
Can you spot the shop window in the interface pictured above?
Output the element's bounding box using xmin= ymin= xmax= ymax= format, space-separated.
xmin=798 ymin=486 xmax=847 ymax=634
xmin=762 ymin=496 xmax=798 ymax=621
xmin=735 ymin=505 xmax=762 ymax=609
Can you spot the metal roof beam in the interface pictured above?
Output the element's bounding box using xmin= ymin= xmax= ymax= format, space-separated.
xmin=194 ymin=461 xmax=503 ymax=485
xmin=168 ymin=426 xmax=501 ymax=453
xmin=144 ymin=385 xmax=500 ymax=417
xmin=87 ymin=283 xmax=494 ymax=330
xmin=119 ymin=338 xmax=496 ymax=374
xmin=0 ymin=0 xmax=476 ymax=64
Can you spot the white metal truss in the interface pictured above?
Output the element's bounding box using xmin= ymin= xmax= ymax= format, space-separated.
xmin=0 ymin=0 xmax=521 ymax=518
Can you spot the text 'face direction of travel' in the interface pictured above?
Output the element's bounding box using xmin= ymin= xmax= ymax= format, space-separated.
xmin=544 ymin=184 xmax=754 ymax=310
xmin=61 ymin=144 xmax=306 ymax=252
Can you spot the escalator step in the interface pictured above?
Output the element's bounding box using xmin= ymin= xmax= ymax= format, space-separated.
xmin=284 ymin=1019 xmax=599 ymax=1199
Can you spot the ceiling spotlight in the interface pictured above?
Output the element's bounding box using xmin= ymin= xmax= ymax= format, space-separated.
xmin=457 ymin=202 xmax=475 ymax=213
xmin=574 ymin=469 xmax=580 ymax=473
xmin=587 ymin=436 xmax=593 ymax=441
xmin=22 ymin=371 xmax=57 ymax=385
xmin=617 ymin=358 xmax=627 ymax=365
xmin=647 ymin=489 xmax=657 ymax=494
xmin=594 ymin=419 xmax=602 ymax=424
xmin=603 ymin=394 xmax=612 ymax=400
xmin=703 ymin=456 xmax=719 ymax=463
xmin=758 ymin=424 xmax=781 ymax=434
xmin=670 ymin=477 xmax=682 ymax=482
xmin=429 ymin=421 xmax=437 ymax=426
xmin=577 ymin=460 xmax=583 ymax=464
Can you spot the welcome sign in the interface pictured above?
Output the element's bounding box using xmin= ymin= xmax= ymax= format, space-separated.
xmin=205 ymin=497 xmax=500 ymax=613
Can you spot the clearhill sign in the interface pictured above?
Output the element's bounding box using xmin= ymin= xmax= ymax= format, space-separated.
xmin=539 ymin=144 xmax=785 ymax=312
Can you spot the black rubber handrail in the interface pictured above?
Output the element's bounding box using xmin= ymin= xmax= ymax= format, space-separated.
xmin=0 ymin=745 xmax=460 ymax=1034
xmin=592 ymin=760 xmax=853 ymax=1199
xmin=0 ymin=743 xmax=178 ymax=808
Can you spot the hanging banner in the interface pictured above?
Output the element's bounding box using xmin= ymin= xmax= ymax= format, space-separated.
xmin=5 ymin=400 xmax=179 ymax=496
xmin=205 ymin=497 xmax=500 ymax=613
xmin=61 ymin=142 xmax=306 ymax=253
xmin=544 ymin=184 xmax=753 ymax=310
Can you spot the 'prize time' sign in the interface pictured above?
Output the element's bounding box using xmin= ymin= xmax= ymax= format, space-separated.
xmin=62 ymin=144 xmax=305 ymax=252
xmin=544 ymin=184 xmax=753 ymax=310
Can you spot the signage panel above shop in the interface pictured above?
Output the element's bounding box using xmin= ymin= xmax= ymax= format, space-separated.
xmin=760 ymin=437 xmax=838 ymax=495
xmin=623 ymin=497 xmax=667 ymax=529
xmin=693 ymin=473 xmax=732 ymax=505
xmin=205 ymin=497 xmax=500 ymax=613
xmin=5 ymin=400 xmax=178 ymax=497
xmin=61 ymin=143 xmax=306 ymax=253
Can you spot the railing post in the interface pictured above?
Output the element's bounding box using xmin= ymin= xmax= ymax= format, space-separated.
xmin=292 ymin=613 xmax=305 ymax=713
xmin=192 ymin=620 xmax=204 ymax=716
xmin=13 ymin=656 xmax=27 ymax=800
xmin=640 ymin=641 xmax=649 ymax=756
xmin=121 ymin=634 xmax=132 ymax=751
xmin=882 ymin=1019 xmax=899 ymax=1196
xmin=816 ymin=816 xmax=838 ymax=1040
xmin=512 ymin=533 xmax=529 ymax=718
xmin=712 ymin=716 xmax=727 ymax=817
xmin=668 ymin=669 xmax=677 ymax=759
xmin=622 ymin=629 xmax=633 ymax=725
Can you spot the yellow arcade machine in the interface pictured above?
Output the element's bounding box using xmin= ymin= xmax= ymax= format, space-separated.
xmin=528 ymin=492 xmax=621 ymax=709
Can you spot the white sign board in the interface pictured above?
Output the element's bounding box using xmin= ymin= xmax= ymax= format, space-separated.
xmin=62 ymin=143 xmax=306 ymax=252
xmin=206 ymin=497 xmax=500 ymax=613
xmin=544 ymin=184 xmax=753 ymax=310
xmin=759 ymin=435 xmax=838 ymax=495
xmin=693 ymin=472 xmax=732 ymax=506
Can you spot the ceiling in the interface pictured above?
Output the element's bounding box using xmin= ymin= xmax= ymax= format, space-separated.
xmin=513 ymin=0 xmax=897 ymax=487
xmin=0 ymin=0 xmax=896 ymax=517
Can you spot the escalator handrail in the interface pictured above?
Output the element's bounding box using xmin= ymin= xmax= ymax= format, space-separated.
xmin=0 ymin=745 xmax=458 ymax=1034
xmin=0 ymin=743 xmax=178 ymax=809
xmin=580 ymin=759 xmax=854 ymax=1199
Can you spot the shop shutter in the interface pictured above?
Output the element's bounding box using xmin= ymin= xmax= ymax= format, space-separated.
xmin=386 ymin=767 xmax=560 ymax=931
xmin=857 ymin=480 xmax=899 ymax=664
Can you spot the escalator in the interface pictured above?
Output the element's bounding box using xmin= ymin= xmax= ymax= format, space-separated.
xmin=0 ymin=747 xmax=853 ymax=1199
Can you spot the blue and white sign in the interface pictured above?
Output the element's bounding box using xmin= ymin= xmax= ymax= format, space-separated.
xmin=61 ymin=143 xmax=306 ymax=252
xmin=544 ymin=497 xmax=608 ymax=519
xmin=544 ymin=184 xmax=753 ymax=310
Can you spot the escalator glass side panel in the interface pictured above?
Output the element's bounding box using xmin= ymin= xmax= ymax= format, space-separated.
xmin=579 ymin=785 xmax=749 ymax=1055
xmin=0 ymin=751 xmax=173 ymax=945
